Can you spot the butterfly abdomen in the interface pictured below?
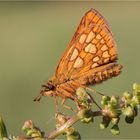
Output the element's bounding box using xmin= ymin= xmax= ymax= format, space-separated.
xmin=77 ymin=63 xmax=122 ymax=85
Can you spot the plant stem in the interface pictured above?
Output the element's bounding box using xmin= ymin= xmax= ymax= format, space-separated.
xmin=46 ymin=114 xmax=79 ymax=140
xmin=45 ymin=110 xmax=102 ymax=140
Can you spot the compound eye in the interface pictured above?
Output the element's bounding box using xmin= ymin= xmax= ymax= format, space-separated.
xmin=48 ymin=84 xmax=55 ymax=90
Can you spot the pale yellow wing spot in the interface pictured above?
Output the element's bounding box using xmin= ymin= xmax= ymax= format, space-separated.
xmin=79 ymin=34 xmax=87 ymax=44
xmin=86 ymin=31 xmax=95 ymax=43
xmin=70 ymin=48 xmax=79 ymax=61
xmin=91 ymin=63 xmax=99 ymax=68
xmin=73 ymin=57 xmax=84 ymax=68
xmin=85 ymin=43 xmax=97 ymax=54
xmin=104 ymin=58 xmax=109 ymax=63
xmin=101 ymin=44 xmax=108 ymax=51
xmin=102 ymin=51 xmax=110 ymax=58
xmin=93 ymin=56 xmax=100 ymax=62
xmin=96 ymin=34 xmax=102 ymax=40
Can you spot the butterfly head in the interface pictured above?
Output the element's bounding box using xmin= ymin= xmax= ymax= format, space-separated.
xmin=42 ymin=81 xmax=55 ymax=92
xmin=34 ymin=81 xmax=56 ymax=102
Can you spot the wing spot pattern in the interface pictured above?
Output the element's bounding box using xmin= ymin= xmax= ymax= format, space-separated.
xmin=101 ymin=44 xmax=108 ymax=51
xmin=79 ymin=34 xmax=87 ymax=44
xmin=85 ymin=43 xmax=97 ymax=54
xmin=102 ymin=51 xmax=110 ymax=58
xmin=73 ymin=57 xmax=84 ymax=68
xmin=104 ymin=58 xmax=109 ymax=63
xmin=93 ymin=56 xmax=100 ymax=62
xmin=70 ymin=48 xmax=79 ymax=61
xmin=86 ymin=31 xmax=95 ymax=43
xmin=55 ymin=9 xmax=120 ymax=85
xmin=96 ymin=34 xmax=102 ymax=39
xmin=91 ymin=63 xmax=99 ymax=68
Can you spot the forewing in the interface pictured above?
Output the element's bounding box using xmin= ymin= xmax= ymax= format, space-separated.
xmin=55 ymin=9 xmax=118 ymax=83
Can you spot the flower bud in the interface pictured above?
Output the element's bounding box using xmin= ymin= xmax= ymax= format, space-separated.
xmin=111 ymin=117 xmax=120 ymax=125
xmin=123 ymin=91 xmax=132 ymax=100
xmin=31 ymin=132 xmax=40 ymax=138
xmin=76 ymin=88 xmax=87 ymax=100
xmin=78 ymin=109 xmax=93 ymax=123
xmin=100 ymin=122 xmax=107 ymax=129
xmin=66 ymin=127 xmax=75 ymax=135
xmin=26 ymin=129 xmax=34 ymax=136
xmin=132 ymin=96 xmax=140 ymax=105
xmin=133 ymin=83 xmax=140 ymax=97
xmin=125 ymin=116 xmax=134 ymax=124
xmin=101 ymin=96 xmax=110 ymax=106
xmin=22 ymin=120 xmax=43 ymax=139
xmin=76 ymin=88 xmax=92 ymax=109
xmin=111 ymin=124 xmax=120 ymax=135
xmin=100 ymin=116 xmax=110 ymax=129
xmin=123 ymin=106 xmax=134 ymax=117
xmin=110 ymin=110 xmax=118 ymax=118
xmin=66 ymin=130 xmax=81 ymax=140
xmin=81 ymin=117 xmax=93 ymax=123
xmin=102 ymin=107 xmax=118 ymax=118
xmin=110 ymin=96 xmax=119 ymax=107
xmin=133 ymin=83 xmax=140 ymax=92
xmin=55 ymin=112 xmax=67 ymax=126
xmin=22 ymin=120 xmax=34 ymax=131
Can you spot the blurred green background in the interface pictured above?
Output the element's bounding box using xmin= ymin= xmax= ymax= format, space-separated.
xmin=0 ymin=1 xmax=140 ymax=139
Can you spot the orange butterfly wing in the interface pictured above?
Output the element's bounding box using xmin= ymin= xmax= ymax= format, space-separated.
xmin=55 ymin=9 xmax=122 ymax=84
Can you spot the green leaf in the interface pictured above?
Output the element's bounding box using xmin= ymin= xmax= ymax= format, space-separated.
xmin=0 ymin=117 xmax=8 ymax=139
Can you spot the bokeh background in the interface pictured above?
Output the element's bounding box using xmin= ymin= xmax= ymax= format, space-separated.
xmin=0 ymin=1 xmax=140 ymax=139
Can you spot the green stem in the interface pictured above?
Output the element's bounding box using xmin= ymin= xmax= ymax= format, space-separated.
xmin=45 ymin=110 xmax=102 ymax=140
xmin=46 ymin=114 xmax=80 ymax=140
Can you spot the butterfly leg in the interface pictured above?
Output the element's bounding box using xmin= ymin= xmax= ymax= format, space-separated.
xmin=85 ymin=87 xmax=104 ymax=96
xmin=71 ymin=81 xmax=102 ymax=109
xmin=61 ymin=98 xmax=75 ymax=112
xmin=53 ymin=95 xmax=59 ymax=112
xmin=86 ymin=91 xmax=102 ymax=110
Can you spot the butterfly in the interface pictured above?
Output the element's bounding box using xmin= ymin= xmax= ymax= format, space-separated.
xmin=34 ymin=9 xmax=122 ymax=110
